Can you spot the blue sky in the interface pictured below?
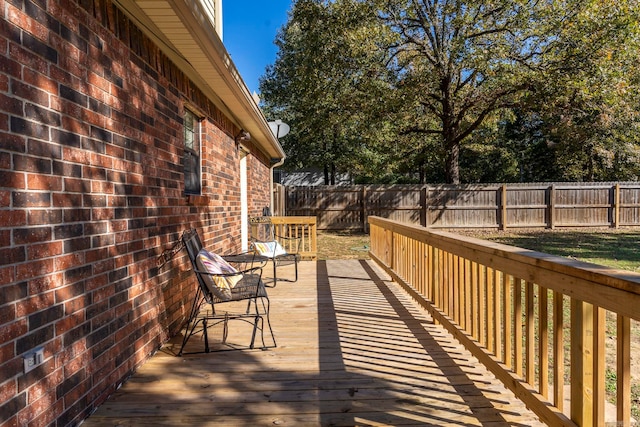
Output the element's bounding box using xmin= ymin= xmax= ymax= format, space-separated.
xmin=223 ymin=1 xmax=293 ymax=95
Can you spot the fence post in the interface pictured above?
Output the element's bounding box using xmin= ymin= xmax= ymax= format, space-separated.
xmin=549 ymin=185 xmax=556 ymax=229
xmin=362 ymin=186 xmax=368 ymax=233
xmin=500 ymin=184 xmax=507 ymax=230
xmin=614 ymin=183 xmax=620 ymax=228
xmin=421 ymin=186 xmax=427 ymax=227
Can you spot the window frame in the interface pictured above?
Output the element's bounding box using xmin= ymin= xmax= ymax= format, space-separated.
xmin=183 ymin=108 xmax=202 ymax=195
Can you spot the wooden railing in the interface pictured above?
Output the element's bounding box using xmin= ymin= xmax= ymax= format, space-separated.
xmin=250 ymin=216 xmax=317 ymax=260
xmin=368 ymin=216 xmax=640 ymax=427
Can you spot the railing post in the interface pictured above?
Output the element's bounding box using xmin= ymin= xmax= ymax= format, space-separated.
xmin=570 ymin=299 xmax=594 ymax=426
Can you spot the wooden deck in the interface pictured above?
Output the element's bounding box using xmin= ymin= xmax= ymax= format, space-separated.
xmin=84 ymin=260 xmax=545 ymax=426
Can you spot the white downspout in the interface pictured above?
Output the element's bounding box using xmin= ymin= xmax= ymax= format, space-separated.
xmin=270 ymin=157 xmax=285 ymax=215
xmin=267 ymin=120 xmax=289 ymax=215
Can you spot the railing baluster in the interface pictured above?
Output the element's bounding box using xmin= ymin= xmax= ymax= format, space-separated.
xmin=571 ymin=300 xmax=594 ymax=425
xmin=514 ymin=278 xmax=523 ymax=378
xmin=593 ymin=307 xmax=606 ymax=425
xmin=526 ymin=281 xmax=535 ymax=386
xmin=479 ymin=265 xmax=486 ymax=347
xmin=495 ymin=270 xmax=503 ymax=361
xmin=465 ymin=260 xmax=470 ymax=334
xmin=504 ymin=273 xmax=512 ymax=369
xmin=487 ymin=267 xmax=495 ymax=354
xmin=539 ymin=286 xmax=549 ymax=398
xmin=553 ymin=291 xmax=564 ymax=411
xmin=617 ymin=314 xmax=631 ymax=425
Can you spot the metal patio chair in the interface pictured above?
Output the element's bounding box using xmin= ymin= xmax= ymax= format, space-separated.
xmin=178 ymin=228 xmax=276 ymax=355
xmin=250 ymin=215 xmax=300 ymax=287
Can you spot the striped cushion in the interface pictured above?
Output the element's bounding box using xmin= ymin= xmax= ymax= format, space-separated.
xmin=253 ymin=241 xmax=287 ymax=258
xmin=196 ymin=249 xmax=242 ymax=301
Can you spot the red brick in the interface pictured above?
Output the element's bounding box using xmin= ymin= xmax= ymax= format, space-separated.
xmin=27 ymin=241 xmax=63 ymax=260
xmin=12 ymin=192 xmax=51 ymax=208
xmin=0 ymin=92 xmax=24 ymax=116
xmin=0 ymin=375 xmax=17 ymax=403
xmin=24 ymin=398 xmax=62 ymax=427
xmin=21 ymin=391 xmax=61 ymax=425
xmin=27 ymin=209 xmax=62 ymax=226
xmin=55 ymin=309 xmax=85 ymax=335
xmin=0 ymin=246 xmax=26 ymax=266
xmin=9 ymin=78 xmax=50 ymax=108
xmin=0 ymin=302 xmax=16 ymax=326
xmin=54 ymin=252 xmax=85 ymax=272
xmin=52 ymin=192 xmax=82 ymax=207
xmin=29 ymin=368 xmax=64 ymax=402
xmin=13 ymin=227 xmax=52 ymax=245
xmin=14 ymin=155 xmax=52 ymax=175
xmin=0 ymin=318 xmax=27 ymax=343
xmin=28 ymin=273 xmax=62 ymax=294
xmin=26 ymin=174 xmax=62 ymax=191
xmin=22 ymin=68 xmax=57 ymax=95
xmin=62 ymin=177 xmax=84 ymax=192
xmin=14 ymin=291 xmax=56 ymax=318
xmin=0 ymin=210 xmax=27 ymax=228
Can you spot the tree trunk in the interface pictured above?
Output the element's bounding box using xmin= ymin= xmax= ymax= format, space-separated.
xmin=444 ymin=138 xmax=460 ymax=184
xmin=324 ymin=164 xmax=329 ymax=185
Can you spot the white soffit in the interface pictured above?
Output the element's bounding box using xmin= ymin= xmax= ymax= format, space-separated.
xmin=112 ymin=0 xmax=284 ymax=159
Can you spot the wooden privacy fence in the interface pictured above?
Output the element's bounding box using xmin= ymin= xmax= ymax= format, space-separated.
xmin=368 ymin=216 xmax=640 ymax=427
xmin=283 ymin=182 xmax=640 ymax=230
xmin=250 ymin=216 xmax=317 ymax=260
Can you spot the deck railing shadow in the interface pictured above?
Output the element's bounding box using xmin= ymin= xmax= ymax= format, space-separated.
xmin=318 ymin=259 xmax=539 ymax=426
xmin=85 ymin=259 xmax=545 ymax=425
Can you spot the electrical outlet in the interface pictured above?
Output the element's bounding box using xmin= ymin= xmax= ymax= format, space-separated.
xmin=23 ymin=347 xmax=44 ymax=373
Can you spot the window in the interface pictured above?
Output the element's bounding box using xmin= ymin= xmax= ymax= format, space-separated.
xmin=184 ymin=109 xmax=201 ymax=195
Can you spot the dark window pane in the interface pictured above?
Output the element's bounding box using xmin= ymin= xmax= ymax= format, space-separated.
xmin=184 ymin=109 xmax=201 ymax=195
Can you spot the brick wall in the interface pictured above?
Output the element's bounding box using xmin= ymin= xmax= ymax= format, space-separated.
xmin=0 ymin=0 xmax=272 ymax=425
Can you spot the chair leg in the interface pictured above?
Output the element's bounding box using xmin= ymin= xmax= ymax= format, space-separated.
xmin=272 ymin=258 xmax=278 ymax=287
xmin=203 ymin=317 xmax=210 ymax=353
xmin=249 ymin=314 xmax=261 ymax=349
xmin=178 ymin=288 xmax=204 ymax=356
xmin=260 ymin=296 xmax=276 ymax=348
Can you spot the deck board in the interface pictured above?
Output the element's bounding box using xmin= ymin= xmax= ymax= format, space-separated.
xmin=84 ymin=259 xmax=545 ymax=426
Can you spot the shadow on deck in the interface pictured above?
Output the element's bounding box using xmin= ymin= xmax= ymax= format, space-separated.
xmin=84 ymin=260 xmax=544 ymax=426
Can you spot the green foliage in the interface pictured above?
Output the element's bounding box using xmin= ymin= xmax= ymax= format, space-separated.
xmin=260 ymin=0 xmax=397 ymax=184
xmin=260 ymin=0 xmax=640 ymax=184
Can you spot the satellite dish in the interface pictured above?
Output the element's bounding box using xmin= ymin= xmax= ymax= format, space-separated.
xmin=268 ymin=120 xmax=290 ymax=138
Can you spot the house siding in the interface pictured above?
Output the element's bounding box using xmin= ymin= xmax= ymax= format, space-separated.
xmin=0 ymin=0 xmax=272 ymax=425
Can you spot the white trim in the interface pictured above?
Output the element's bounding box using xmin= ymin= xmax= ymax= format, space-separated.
xmin=240 ymin=153 xmax=248 ymax=252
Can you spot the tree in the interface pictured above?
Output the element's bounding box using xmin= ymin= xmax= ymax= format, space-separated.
xmin=516 ymin=1 xmax=640 ymax=181
xmin=260 ymin=0 xmax=396 ymax=184
xmin=380 ymin=0 xmax=636 ymax=183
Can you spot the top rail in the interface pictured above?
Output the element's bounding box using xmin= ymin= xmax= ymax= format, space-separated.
xmin=368 ymin=216 xmax=640 ymax=427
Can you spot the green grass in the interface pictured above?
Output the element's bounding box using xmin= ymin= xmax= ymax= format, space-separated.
xmin=460 ymin=228 xmax=640 ymax=271
xmin=316 ymin=231 xmax=370 ymax=260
